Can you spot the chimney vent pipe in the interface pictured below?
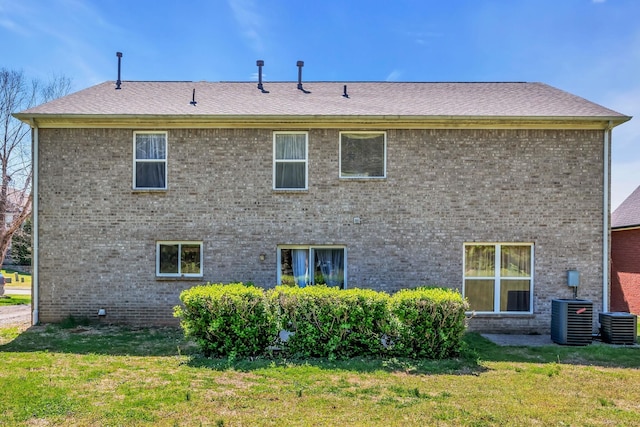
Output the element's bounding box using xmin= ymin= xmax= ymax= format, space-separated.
xmin=257 ymin=60 xmax=265 ymax=91
xmin=297 ymin=60 xmax=304 ymax=90
xmin=115 ymin=52 xmax=123 ymax=90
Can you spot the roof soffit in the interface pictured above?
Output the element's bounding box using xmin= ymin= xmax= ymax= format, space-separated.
xmin=18 ymin=114 xmax=629 ymax=130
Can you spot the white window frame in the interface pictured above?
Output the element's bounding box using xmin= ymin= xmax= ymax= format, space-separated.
xmin=133 ymin=131 xmax=168 ymax=190
xmin=273 ymin=131 xmax=308 ymax=190
xmin=277 ymin=245 xmax=347 ymax=289
xmin=339 ymin=131 xmax=387 ymax=179
xmin=156 ymin=241 xmax=203 ymax=278
xmin=462 ymin=243 xmax=534 ymax=313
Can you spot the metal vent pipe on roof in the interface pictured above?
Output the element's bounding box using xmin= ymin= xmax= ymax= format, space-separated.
xmin=257 ymin=60 xmax=265 ymax=91
xmin=297 ymin=60 xmax=304 ymax=90
xmin=115 ymin=52 xmax=123 ymax=90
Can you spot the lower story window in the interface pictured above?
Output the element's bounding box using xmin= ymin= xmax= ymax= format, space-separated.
xmin=278 ymin=246 xmax=346 ymax=289
xmin=463 ymin=243 xmax=533 ymax=313
xmin=157 ymin=241 xmax=203 ymax=278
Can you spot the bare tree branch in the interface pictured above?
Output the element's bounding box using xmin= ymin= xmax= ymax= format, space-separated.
xmin=0 ymin=68 xmax=72 ymax=290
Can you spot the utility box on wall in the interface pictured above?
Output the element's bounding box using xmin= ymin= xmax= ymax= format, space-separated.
xmin=551 ymin=299 xmax=593 ymax=346
xmin=567 ymin=270 xmax=580 ymax=287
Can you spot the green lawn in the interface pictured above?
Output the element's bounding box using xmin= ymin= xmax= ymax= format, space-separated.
xmin=0 ymin=295 xmax=31 ymax=306
xmin=1 ymin=269 xmax=32 ymax=287
xmin=0 ymin=324 xmax=639 ymax=426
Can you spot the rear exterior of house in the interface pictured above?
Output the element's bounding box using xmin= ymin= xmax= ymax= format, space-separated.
xmin=15 ymin=80 xmax=630 ymax=333
xmin=611 ymin=185 xmax=640 ymax=314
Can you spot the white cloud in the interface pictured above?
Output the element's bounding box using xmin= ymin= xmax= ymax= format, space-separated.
xmin=227 ymin=0 xmax=265 ymax=53
xmin=386 ymin=69 xmax=403 ymax=81
xmin=0 ymin=0 xmax=33 ymax=36
xmin=0 ymin=17 xmax=24 ymax=34
xmin=250 ymin=71 xmax=269 ymax=81
xmin=405 ymin=30 xmax=443 ymax=46
xmin=15 ymin=1 xmax=123 ymax=86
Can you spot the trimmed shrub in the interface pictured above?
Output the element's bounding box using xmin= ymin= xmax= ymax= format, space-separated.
xmin=174 ymin=283 xmax=278 ymax=357
xmin=175 ymin=283 xmax=468 ymax=360
xmin=271 ymin=285 xmax=391 ymax=359
xmin=389 ymin=287 xmax=469 ymax=359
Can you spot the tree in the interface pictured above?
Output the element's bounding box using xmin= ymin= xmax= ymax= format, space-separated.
xmin=0 ymin=69 xmax=71 ymax=282
xmin=11 ymin=216 xmax=31 ymax=266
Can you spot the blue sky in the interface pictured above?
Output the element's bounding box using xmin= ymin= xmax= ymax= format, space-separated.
xmin=1 ymin=0 xmax=638 ymax=208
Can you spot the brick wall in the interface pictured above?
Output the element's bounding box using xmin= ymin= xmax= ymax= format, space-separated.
xmin=611 ymin=228 xmax=640 ymax=314
xmin=36 ymin=127 xmax=606 ymax=332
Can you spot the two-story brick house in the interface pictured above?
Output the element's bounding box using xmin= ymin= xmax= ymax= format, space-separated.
xmin=15 ymin=79 xmax=630 ymax=332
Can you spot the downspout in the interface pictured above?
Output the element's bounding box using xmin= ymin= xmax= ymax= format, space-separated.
xmin=602 ymin=122 xmax=612 ymax=314
xmin=30 ymin=119 xmax=39 ymax=325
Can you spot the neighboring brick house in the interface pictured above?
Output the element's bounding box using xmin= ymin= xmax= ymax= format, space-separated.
xmin=14 ymin=78 xmax=630 ymax=333
xmin=611 ymin=185 xmax=640 ymax=314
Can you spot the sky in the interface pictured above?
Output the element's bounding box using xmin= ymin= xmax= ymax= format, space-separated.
xmin=1 ymin=0 xmax=638 ymax=209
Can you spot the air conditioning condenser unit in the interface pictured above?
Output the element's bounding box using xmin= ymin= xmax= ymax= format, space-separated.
xmin=551 ymin=299 xmax=593 ymax=346
xmin=599 ymin=312 xmax=637 ymax=345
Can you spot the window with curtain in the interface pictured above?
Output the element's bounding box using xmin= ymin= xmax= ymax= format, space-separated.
xmin=340 ymin=132 xmax=386 ymax=178
xmin=463 ymin=243 xmax=533 ymax=313
xmin=156 ymin=241 xmax=203 ymax=277
xmin=134 ymin=131 xmax=167 ymax=189
xmin=278 ymin=246 xmax=346 ymax=289
xmin=273 ymin=132 xmax=307 ymax=190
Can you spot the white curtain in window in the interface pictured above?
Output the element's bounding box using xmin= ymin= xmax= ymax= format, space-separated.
xmin=292 ymin=249 xmax=309 ymax=287
xmin=465 ymin=245 xmax=495 ymax=277
xmin=501 ymin=246 xmax=531 ymax=277
xmin=275 ymin=134 xmax=305 ymax=188
xmin=276 ymin=134 xmax=305 ymax=159
xmin=136 ymin=133 xmax=166 ymax=188
xmin=316 ymin=249 xmax=344 ymax=288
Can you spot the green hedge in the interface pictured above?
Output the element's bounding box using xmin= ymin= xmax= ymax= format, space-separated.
xmin=389 ymin=287 xmax=469 ymax=359
xmin=174 ymin=283 xmax=278 ymax=357
xmin=272 ymin=285 xmax=391 ymax=360
xmin=175 ymin=284 xmax=468 ymax=360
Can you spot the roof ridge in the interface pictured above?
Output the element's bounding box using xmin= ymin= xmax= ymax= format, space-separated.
xmin=111 ymin=80 xmax=533 ymax=84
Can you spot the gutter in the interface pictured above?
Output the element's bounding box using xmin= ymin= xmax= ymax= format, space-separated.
xmin=602 ymin=122 xmax=612 ymax=314
xmin=13 ymin=113 xmax=632 ymax=130
xmin=30 ymin=119 xmax=39 ymax=325
xmin=611 ymin=225 xmax=640 ymax=232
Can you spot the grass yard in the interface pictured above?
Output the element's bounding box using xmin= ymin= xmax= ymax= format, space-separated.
xmin=1 ymin=269 xmax=32 ymax=287
xmin=0 ymin=295 xmax=31 ymax=306
xmin=0 ymin=324 xmax=639 ymax=426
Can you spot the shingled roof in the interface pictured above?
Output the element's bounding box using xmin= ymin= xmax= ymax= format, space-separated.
xmin=612 ymin=185 xmax=640 ymax=229
xmin=15 ymin=81 xmax=630 ymax=126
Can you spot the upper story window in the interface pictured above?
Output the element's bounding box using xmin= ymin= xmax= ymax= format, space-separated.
xmin=273 ymin=132 xmax=308 ymax=190
xmin=463 ymin=243 xmax=533 ymax=313
xmin=134 ymin=131 xmax=167 ymax=190
xmin=156 ymin=241 xmax=203 ymax=278
xmin=340 ymin=132 xmax=386 ymax=178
